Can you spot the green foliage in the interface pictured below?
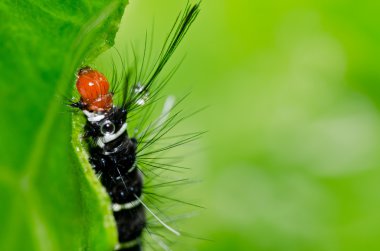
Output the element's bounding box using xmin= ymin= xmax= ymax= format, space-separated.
xmin=0 ymin=0 xmax=128 ymax=250
xmin=118 ymin=1 xmax=380 ymax=250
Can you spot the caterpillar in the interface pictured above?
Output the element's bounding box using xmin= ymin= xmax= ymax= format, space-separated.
xmin=70 ymin=3 xmax=200 ymax=251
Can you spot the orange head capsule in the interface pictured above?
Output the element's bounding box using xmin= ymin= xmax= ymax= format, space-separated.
xmin=76 ymin=67 xmax=113 ymax=112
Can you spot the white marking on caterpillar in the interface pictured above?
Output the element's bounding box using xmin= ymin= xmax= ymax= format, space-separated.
xmin=97 ymin=140 xmax=105 ymax=148
xmin=128 ymin=162 xmax=137 ymax=173
xmin=114 ymin=238 xmax=140 ymax=250
xmin=83 ymin=110 xmax=105 ymax=122
xmin=96 ymin=123 xmax=127 ymax=148
xmin=112 ymin=196 xmax=142 ymax=212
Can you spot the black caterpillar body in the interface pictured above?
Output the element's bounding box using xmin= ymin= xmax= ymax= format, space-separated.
xmin=71 ymin=3 xmax=200 ymax=251
xmin=87 ymin=107 xmax=144 ymax=250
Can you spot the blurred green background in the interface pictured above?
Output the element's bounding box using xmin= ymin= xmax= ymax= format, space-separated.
xmin=2 ymin=0 xmax=380 ymax=250
xmin=119 ymin=0 xmax=380 ymax=250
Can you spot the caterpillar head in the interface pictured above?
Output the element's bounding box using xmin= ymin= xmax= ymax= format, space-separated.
xmin=73 ymin=67 xmax=113 ymax=112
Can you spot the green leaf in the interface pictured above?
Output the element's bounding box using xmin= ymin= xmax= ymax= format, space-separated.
xmin=0 ymin=0 xmax=128 ymax=250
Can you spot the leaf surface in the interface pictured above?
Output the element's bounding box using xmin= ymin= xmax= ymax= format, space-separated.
xmin=0 ymin=0 xmax=128 ymax=250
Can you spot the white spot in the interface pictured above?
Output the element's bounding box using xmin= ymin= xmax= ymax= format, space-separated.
xmin=134 ymin=83 xmax=149 ymax=106
xmin=134 ymin=83 xmax=144 ymax=93
xmin=136 ymin=98 xmax=146 ymax=106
